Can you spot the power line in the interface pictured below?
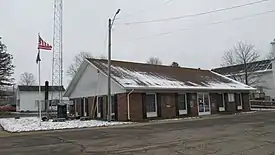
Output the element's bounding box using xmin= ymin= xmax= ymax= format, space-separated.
xmin=124 ymin=0 xmax=269 ymax=25
xmin=128 ymin=9 xmax=275 ymax=42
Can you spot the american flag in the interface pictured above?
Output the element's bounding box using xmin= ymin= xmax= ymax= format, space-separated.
xmin=38 ymin=36 xmax=52 ymax=50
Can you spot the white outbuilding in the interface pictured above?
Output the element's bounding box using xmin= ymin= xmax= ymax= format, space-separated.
xmin=16 ymin=85 xmax=65 ymax=112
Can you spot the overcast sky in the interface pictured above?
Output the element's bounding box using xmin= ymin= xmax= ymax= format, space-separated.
xmin=1 ymin=0 xmax=275 ymax=87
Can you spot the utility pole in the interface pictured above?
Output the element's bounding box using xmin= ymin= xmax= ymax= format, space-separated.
xmin=107 ymin=9 xmax=120 ymax=122
xmin=107 ymin=18 xmax=112 ymax=122
xmin=271 ymin=39 xmax=275 ymax=96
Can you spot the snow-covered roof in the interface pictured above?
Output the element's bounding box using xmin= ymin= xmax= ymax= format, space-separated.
xmin=88 ymin=59 xmax=255 ymax=91
xmin=212 ymin=59 xmax=272 ymax=76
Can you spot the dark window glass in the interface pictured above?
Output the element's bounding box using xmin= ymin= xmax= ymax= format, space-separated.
xmin=146 ymin=94 xmax=156 ymax=112
xmin=219 ymin=94 xmax=225 ymax=107
xmin=178 ymin=94 xmax=186 ymax=110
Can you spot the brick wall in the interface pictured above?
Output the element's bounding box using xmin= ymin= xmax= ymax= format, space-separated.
xmin=159 ymin=93 xmax=176 ymax=119
xmin=117 ymin=93 xmax=128 ymax=121
xmin=129 ymin=93 xmax=143 ymax=121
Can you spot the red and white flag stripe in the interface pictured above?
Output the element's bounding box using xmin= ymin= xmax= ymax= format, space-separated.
xmin=38 ymin=36 xmax=52 ymax=50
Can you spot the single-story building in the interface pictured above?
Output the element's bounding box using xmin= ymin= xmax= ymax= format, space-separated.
xmin=64 ymin=58 xmax=255 ymax=122
xmin=16 ymin=85 xmax=65 ymax=112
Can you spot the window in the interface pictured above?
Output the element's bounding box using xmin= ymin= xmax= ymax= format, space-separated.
xmin=178 ymin=94 xmax=186 ymax=110
xmin=219 ymin=94 xmax=225 ymax=111
xmin=178 ymin=94 xmax=187 ymax=115
xmin=146 ymin=94 xmax=156 ymax=112
xmin=204 ymin=94 xmax=210 ymax=112
xmin=97 ymin=97 xmax=103 ymax=118
xmin=105 ymin=96 xmax=116 ymax=116
xmin=111 ymin=96 xmax=115 ymax=115
xmin=219 ymin=94 xmax=224 ymax=107
xmin=145 ymin=94 xmax=157 ymax=117
xmin=228 ymin=93 xmax=235 ymax=102
xmin=236 ymin=93 xmax=242 ymax=110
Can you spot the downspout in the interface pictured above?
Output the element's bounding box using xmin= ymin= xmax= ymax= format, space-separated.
xmin=127 ymin=89 xmax=135 ymax=121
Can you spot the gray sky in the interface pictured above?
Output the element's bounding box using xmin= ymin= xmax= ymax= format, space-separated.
xmin=1 ymin=0 xmax=275 ymax=87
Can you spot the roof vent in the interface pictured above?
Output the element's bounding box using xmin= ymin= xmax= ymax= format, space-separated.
xmin=171 ymin=62 xmax=180 ymax=67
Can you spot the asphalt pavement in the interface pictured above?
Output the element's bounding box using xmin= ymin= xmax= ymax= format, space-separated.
xmin=1 ymin=111 xmax=275 ymax=155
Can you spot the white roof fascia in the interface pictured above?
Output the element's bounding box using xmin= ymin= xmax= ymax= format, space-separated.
xmin=63 ymin=61 xmax=89 ymax=97
xmin=85 ymin=59 xmax=126 ymax=90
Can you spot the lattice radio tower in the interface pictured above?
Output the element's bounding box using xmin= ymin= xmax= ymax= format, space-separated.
xmin=51 ymin=0 xmax=63 ymax=104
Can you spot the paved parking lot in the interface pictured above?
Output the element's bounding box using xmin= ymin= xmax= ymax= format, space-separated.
xmin=1 ymin=111 xmax=275 ymax=155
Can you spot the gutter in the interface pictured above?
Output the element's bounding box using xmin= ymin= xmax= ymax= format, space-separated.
xmin=127 ymin=89 xmax=134 ymax=120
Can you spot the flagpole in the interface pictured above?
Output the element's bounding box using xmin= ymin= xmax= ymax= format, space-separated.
xmin=38 ymin=33 xmax=42 ymax=126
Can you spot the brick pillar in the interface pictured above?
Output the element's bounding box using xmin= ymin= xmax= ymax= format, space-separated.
xmin=187 ymin=93 xmax=198 ymax=117
xmin=242 ymin=93 xmax=250 ymax=112
xmin=117 ymin=93 xmax=128 ymax=121
xmin=160 ymin=93 xmax=176 ymax=119
xmin=129 ymin=93 xmax=143 ymax=121
xmin=102 ymin=96 xmax=108 ymax=120
xmin=210 ymin=93 xmax=219 ymax=114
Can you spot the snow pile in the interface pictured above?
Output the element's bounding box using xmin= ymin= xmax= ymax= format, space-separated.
xmin=0 ymin=117 xmax=132 ymax=133
xmin=241 ymin=111 xmax=257 ymax=114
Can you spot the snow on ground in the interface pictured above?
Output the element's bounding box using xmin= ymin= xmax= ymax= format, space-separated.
xmin=251 ymin=108 xmax=275 ymax=111
xmin=151 ymin=116 xmax=201 ymax=123
xmin=234 ymin=111 xmax=257 ymax=115
xmin=0 ymin=117 xmax=132 ymax=133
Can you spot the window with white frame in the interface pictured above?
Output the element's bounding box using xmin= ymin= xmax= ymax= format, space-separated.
xmin=97 ymin=97 xmax=103 ymax=118
xmin=236 ymin=93 xmax=242 ymax=110
xmin=228 ymin=93 xmax=235 ymax=102
xmin=219 ymin=94 xmax=225 ymax=111
xmin=178 ymin=94 xmax=187 ymax=115
xmin=145 ymin=94 xmax=157 ymax=117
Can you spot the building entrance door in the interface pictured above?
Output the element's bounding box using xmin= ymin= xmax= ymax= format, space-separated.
xmin=197 ymin=93 xmax=211 ymax=116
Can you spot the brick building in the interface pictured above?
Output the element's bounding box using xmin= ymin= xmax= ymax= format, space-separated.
xmin=64 ymin=58 xmax=255 ymax=122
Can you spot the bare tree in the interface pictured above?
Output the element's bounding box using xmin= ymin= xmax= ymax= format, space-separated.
xmin=265 ymin=51 xmax=275 ymax=60
xmin=146 ymin=57 xmax=162 ymax=65
xmin=19 ymin=72 xmax=36 ymax=86
xmin=221 ymin=41 xmax=261 ymax=86
xmin=266 ymin=39 xmax=275 ymax=60
xmin=66 ymin=52 xmax=92 ymax=78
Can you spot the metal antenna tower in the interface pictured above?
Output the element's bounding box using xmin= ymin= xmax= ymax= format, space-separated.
xmin=51 ymin=0 xmax=63 ymax=104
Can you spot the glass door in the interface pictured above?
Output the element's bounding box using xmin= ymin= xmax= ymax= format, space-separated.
xmin=197 ymin=93 xmax=211 ymax=116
